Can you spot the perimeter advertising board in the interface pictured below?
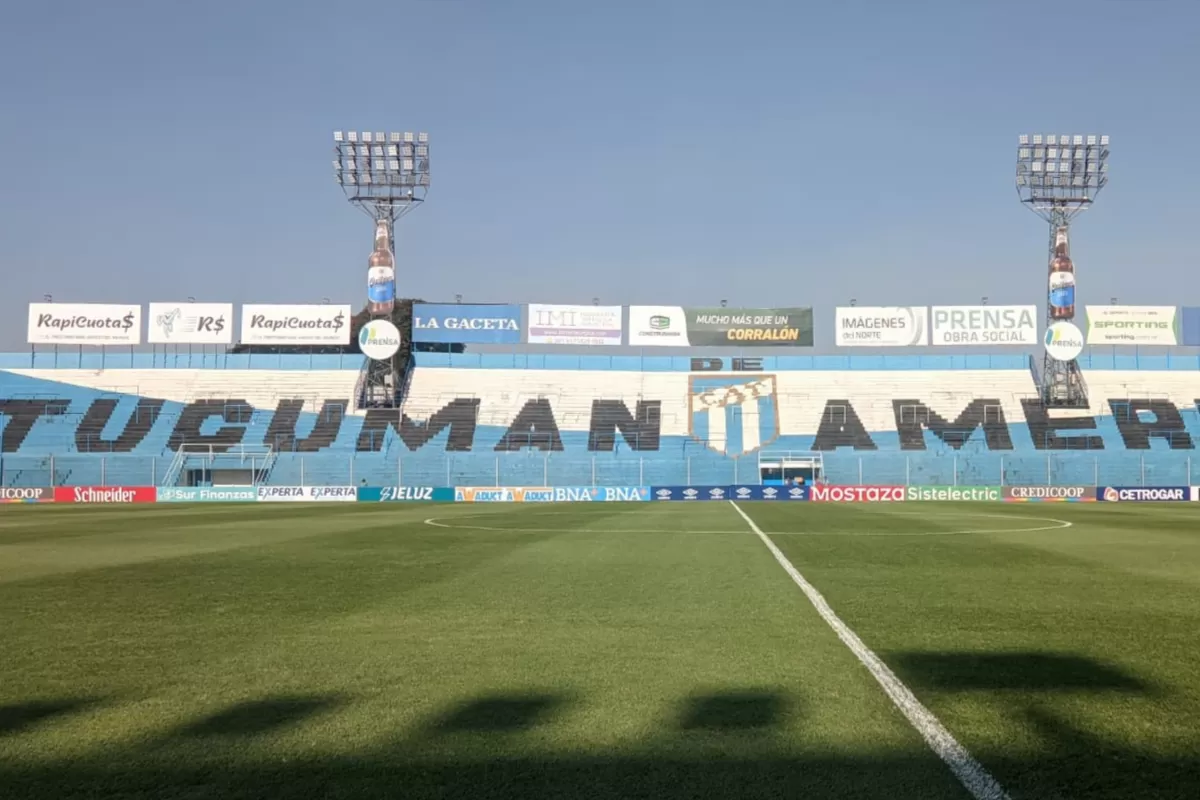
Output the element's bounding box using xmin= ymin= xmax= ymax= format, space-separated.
xmin=1097 ymin=486 xmax=1189 ymax=502
xmin=1085 ymin=306 xmax=1179 ymax=346
xmin=452 ymin=487 xmax=649 ymax=502
xmin=835 ymin=307 xmax=928 ymax=347
xmin=810 ymin=485 xmax=905 ymax=502
xmin=1004 ymin=486 xmax=1095 ymax=502
xmin=239 ymin=304 xmax=351 ymax=346
xmin=156 ymin=487 xmax=257 ymax=502
xmin=0 ymin=488 xmax=54 ymax=504
xmin=526 ymin=304 xmax=623 ymax=346
xmin=650 ymin=486 xmax=810 ymax=501
xmin=727 ymin=485 xmax=809 ymax=501
xmin=27 ymin=303 xmax=143 ymax=346
xmin=516 ymin=487 xmax=649 ymax=502
xmin=628 ymin=307 xmax=814 ymax=347
xmin=148 ymin=303 xmax=234 ymax=344
xmin=650 ymin=486 xmax=736 ymax=501
xmin=411 ymin=304 xmax=522 ymax=344
xmin=256 ymin=486 xmax=356 ymax=502
xmin=930 ymin=306 xmax=1037 ymax=346
xmin=906 ymin=486 xmax=1001 ymax=501
xmin=357 ymin=487 xmax=456 ymax=502
xmin=53 ymin=486 xmax=155 ymax=504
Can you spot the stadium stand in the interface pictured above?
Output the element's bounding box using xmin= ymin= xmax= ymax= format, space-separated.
xmin=2 ymin=353 xmax=1199 ymax=488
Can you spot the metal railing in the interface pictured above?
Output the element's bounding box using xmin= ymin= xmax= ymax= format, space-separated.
xmin=1 ymin=452 xmax=1194 ymax=488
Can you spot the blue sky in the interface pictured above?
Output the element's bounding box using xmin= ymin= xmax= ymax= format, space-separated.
xmin=1 ymin=0 xmax=1198 ymax=351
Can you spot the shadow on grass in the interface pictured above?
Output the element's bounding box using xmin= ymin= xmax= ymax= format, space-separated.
xmin=2 ymin=747 xmax=1198 ymax=800
xmin=0 ymin=698 xmax=103 ymax=736
xmin=678 ymin=689 xmax=791 ymax=731
xmin=173 ymin=695 xmax=344 ymax=738
xmin=2 ymin=679 xmax=1197 ymax=799
xmin=426 ymin=693 xmax=569 ymax=733
xmin=887 ymin=651 xmax=1153 ymax=692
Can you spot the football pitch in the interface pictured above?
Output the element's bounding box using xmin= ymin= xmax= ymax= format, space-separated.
xmin=1 ymin=502 xmax=1198 ymax=799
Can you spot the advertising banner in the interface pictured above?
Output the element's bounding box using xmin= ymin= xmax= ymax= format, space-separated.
xmin=1097 ymin=486 xmax=1189 ymax=502
xmin=930 ymin=306 xmax=1037 ymax=346
xmin=1182 ymin=307 xmax=1200 ymax=347
xmin=526 ymin=304 xmax=623 ymax=346
xmin=147 ymin=303 xmax=234 ymax=345
xmin=239 ymin=304 xmax=352 ymax=345
xmin=520 ymin=488 xmax=585 ymax=503
xmin=652 ymin=485 xmax=809 ymax=501
xmin=628 ymin=307 xmax=814 ymax=347
xmin=728 ymin=485 xmax=810 ymax=501
xmin=27 ymin=303 xmax=143 ymax=346
xmin=451 ymin=487 xmax=649 ymax=502
xmin=255 ymin=486 xmax=357 ymax=502
xmin=0 ymin=487 xmax=54 ymax=504
xmin=156 ymin=487 xmax=257 ymax=502
xmin=412 ymin=304 xmax=522 ymax=344
xmin=516 ymin=487 xmax=651 ymax=502
xmin=906 ymin=486 xmax=1001 ymax=501
xmin=809 ymin=485 xmax=905 ymax=503
xmin=300 ymin=486 xmax=357 ymax=502
xmin=593 ymin=487 xmax=650 ymax=502
xmin=454 ymin=487 xmax=518 ymax=502
xmin=53 ymin=486 xmax=155 ymax=504
xmin=649 ymin=486 xmax=727 ymax=501
xmin=1085 ymin=306 xmax=1179 ymax=346
xmin=1192 ymin=486 xmax=1199 ymax=502
xmin=834 ymin=307 xmax=929 ymax=347
xmin=357 ymin=487 xmax=455 ymax=502
xmin=1004 ymin=486 xmax=1095 ymax=502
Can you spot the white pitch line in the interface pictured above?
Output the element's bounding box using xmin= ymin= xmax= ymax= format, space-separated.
xmin=728 ymin=500 xmax=1011 ymax=800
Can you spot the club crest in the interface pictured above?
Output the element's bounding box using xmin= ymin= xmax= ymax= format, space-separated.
xmin=688 ymin=374 xmax=780 ymax=457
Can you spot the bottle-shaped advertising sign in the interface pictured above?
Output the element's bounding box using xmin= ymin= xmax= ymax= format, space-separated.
xmin=1048 ymin=225 xmax=1075 ymax=320
xmin=367 ymin=220 xmax=396 ymax=316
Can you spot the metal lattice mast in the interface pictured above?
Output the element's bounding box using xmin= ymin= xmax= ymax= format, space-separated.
xmin=333 ymin=130 xmax=431 ymax=407
xmin=1016 ymin=133 xmax=1110 ymax=408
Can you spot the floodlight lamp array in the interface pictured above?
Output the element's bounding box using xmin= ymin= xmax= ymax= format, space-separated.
xmin=1015 ymin=133 xmax=1108 ymax=203
xmin=332 ymin=131 xmax=430 ymax=189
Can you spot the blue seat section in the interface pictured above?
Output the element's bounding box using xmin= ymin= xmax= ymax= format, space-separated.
xmin=4 ymin=359 xmax=1200 ymax=488
xmin=410 ymin=351 xmax=1200 ymax=371
xmin=335 ymin=429 xmax=1198 ymax=488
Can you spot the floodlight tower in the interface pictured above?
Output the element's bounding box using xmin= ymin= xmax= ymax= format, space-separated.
xmin=333 ymin=130 xmax=430 ymax=406
xmin=1015 ymin=133 xmax=1110 ymax=408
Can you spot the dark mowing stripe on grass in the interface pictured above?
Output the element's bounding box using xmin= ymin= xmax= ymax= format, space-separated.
xmin=2 ymin=747 xmax=1197 ymax=800
xmin=0 ymin=522 xmax=569 ymax=632
xmin=0 ymin=508 xmax=565 ymax=585
xmin=0 ymin=505 xmax=453 ymax=546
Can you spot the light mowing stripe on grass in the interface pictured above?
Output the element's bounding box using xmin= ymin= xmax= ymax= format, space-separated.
xmin=728 ymin=500 xmax=1011 ymax=800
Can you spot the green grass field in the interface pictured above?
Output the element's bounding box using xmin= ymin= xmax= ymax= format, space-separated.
xmin=1 ymin=501 xmax=1198 ymax=799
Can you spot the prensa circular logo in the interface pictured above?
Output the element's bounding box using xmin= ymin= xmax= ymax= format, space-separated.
xmin=1044 ymin=321 xmax=1084 ymax=362
xmin=358 ymin=320 xmax=401 ymax=360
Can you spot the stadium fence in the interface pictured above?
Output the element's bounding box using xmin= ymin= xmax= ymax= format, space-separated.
xmin=0 ymin=452 xmax=1194 ymax=488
